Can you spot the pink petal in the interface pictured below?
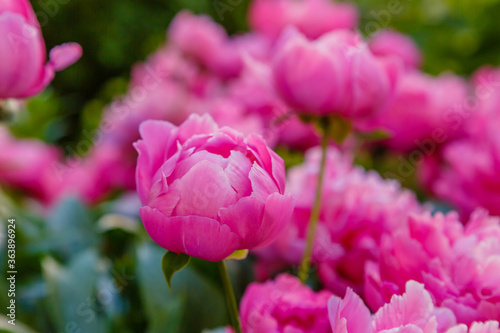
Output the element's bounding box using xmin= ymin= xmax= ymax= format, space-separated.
xmin=225 ymin=150 xmax=253 ymax=198
xmin=258 ymin=193 xmax=294 ymax=248
xmin=249 ymin=162 xmax=280 ymax=202
xmin=49 ymin=42 xmax=82 ymax=71
xmin=135 ymin=120 xmax=177 ymax=204
xmin=173 ymin=160 xmax=237 ymax=218
xmin=374 ymin=281 xmax=434 ymax=331
xmin=328 ymin=288 xmax=372 ymax=333
xmin=0 ymin=13 xmax=45 ymax=98
xmin=176 ymin=114 xmax=219 ymax=144
xmin=219 ymin=196 xmax=265 ymax=248
xmin=247 ymin=134 xmax=286 ymax=193
xmin=219 ymin=193 xmax=292 ymax=249
xmin=139 ymin=206 xmax=241 ymax=261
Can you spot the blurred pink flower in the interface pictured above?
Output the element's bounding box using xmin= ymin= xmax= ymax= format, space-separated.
xmin=240 ymin=274 xmax=333 ymax=333
xmin=135 ymin=114 xmax=294 ymax=261
xmin=249 ymin=0 xmax=358 ymax=40
xmin=329 ymin=280 xmax=458 ymax=333
xmin=374 ymin=71 xmax=469 ymax=152
xmin=227 ymin=55 xmax=320 ymax=149
xmin=424 ymin=67 xmax=500 ymax=217
xmin=272 ymin=29 xmax=397 ymax=119
xmin=0 ymin=128 xmax=62 ymax=203
xmin=255 ymin=147 xmax=422 ymax=295
xmin=168 ymin=11 xmax=242 ymax=79
xmin=365 ymin=209 xmax=500 ymax=324
xmin=0 ymin=0 xmax=82 ymax=99
xmin=369 ymin=29 xmax=422 ymax=70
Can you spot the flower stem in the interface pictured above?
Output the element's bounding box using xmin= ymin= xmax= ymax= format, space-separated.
xmin=217 ymin=260 xmax=242 ymax=333
xmin=298 ymin=117 xmax=330 ymax=284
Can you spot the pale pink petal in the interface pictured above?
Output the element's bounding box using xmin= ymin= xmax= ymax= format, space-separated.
xmin=374 ymin=281 xmax=434 ymax=331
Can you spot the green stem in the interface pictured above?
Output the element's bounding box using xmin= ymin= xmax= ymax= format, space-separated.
xmin=298 ymin=117 xmax=330 ymax=284
xmin=217 ymin=260 xmax=242 ymax=333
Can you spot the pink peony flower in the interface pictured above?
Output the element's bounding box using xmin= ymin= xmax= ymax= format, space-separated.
xmin=135 ymin=114 xmax=294 ymax=261
xmin=249 ymin=0 xmax=358 ymax=40
xmin=239 ymin=274 xmax=333 ymax=333
xmin=272 ymin=29 xmax=397 ymax=119
xmin=374 ymin=71 xmax=469 ymax=152
xmin=369 ymin=29 xmax=422 ymax=70
xmin=168 ymin=11 xmax=242 ymax=79
xmin=329 ymin=280 xmax=458 ymax=333
xmin=0 ymin=128 xmax=62 ymax=203
xmin=0 ymin=0 xmax=82 ymax=99
xmin=255 ymin=147 xmax=423 ymax=295
xmin=365 ymin=209 xmax=500 ymax=324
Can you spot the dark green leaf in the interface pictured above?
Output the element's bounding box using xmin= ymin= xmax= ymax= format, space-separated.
xmin=161 ymin=251 xmax=191 ymax=290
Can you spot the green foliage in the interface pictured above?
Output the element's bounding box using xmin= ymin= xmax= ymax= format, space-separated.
xmin=161 ymin=251 xmax=191 ymax=290
xmin=0 ymin=194 xmax=249 ymax=333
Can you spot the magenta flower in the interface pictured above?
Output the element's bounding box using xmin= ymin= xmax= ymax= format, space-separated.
xmin=365 ymin=209 xmax=500 ymax=324
xmin=134 ymin=114 xmax=294 ymax=261
xmin=249 ymin=0 xmax=358 ymax=40
xmin=168 ymin=11 xmax=242 ymax=79
xmin=0 ymin=0 xmax=82 ymax=99
xmin=0 ymin=128 xmax=62 ymax=204
xmin=329 ymin=280 xmax=458 ymax=333
xmin=425 ymin=67 xmax=500 ymax=217
xmin=239 ymin=274 xmax=333 ymax=333
xmin=255 ymin=147 xmax=422 ymax=295
xmin=272 ymin=29 xmax=397 ymax=119
xmin=369 ymin=29 xmax=422 ymax=70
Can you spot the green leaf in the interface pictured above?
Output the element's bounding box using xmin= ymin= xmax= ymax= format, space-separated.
xmin=136 ymin=243 xmax=228 ymax=333
xmin=161 ymin=251 xmax=191 ymax=290
xmin=356 ymin=129 xmax=392 ymax=141
xmin=42 ymin=249 xmax=110 ymax=333
xmin=327 ymin=116 xmax=352 ymax=144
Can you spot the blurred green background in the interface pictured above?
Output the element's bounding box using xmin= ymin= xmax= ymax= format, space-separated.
xmin=10 ymin=0 xmax=500 ymax=155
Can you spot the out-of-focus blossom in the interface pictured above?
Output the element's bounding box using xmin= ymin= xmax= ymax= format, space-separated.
xmin=329 ymin=280 xmax=458 ymax=333
xmin=168 ymin=11 xmax=242 ymax=79
xmin=375 ymin=71 xmax=469 ymax=152
xmin=249 ymin=0 xmax=358 ymax=40
xmin=272 ymin=29 xmax=397 ymax=119
xmin=369 ymin=29 xmax=422 ymax=70
xmin=255 ymin=147 xmax=423 ymax=295
xmin=424 ymin=67 xmax=500 ymax=217
xmin=0 ymin=0 xmax=82 ymax=99
xmin=239 ymin=274 xmax=333 ymax=333
xmin=135 ymin=114 xmax=294 ymax=261
xmin=227 ymin=55 xmax=320 ymax=150
xmin=365 ymin=209 xmax=500 ymax=324
xmin=54 ymin=143 xmax=136 ymax=205
xmin=0 ymin=128 xmax=62 ymax=203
